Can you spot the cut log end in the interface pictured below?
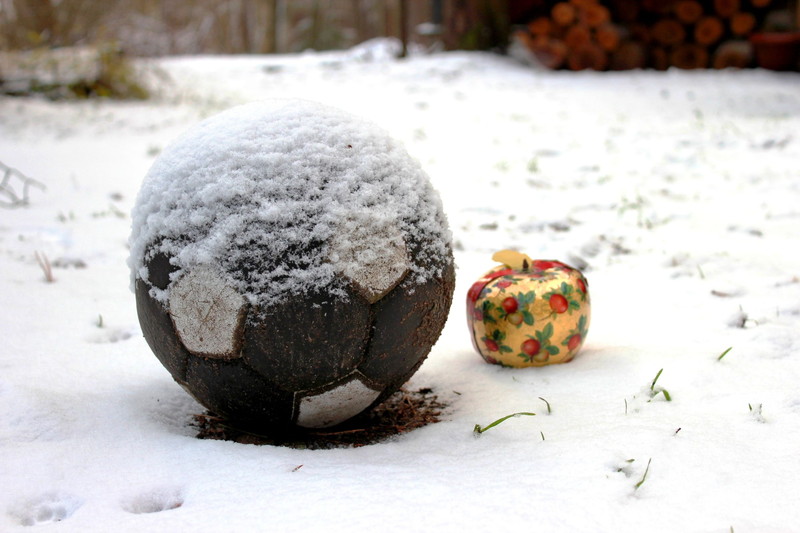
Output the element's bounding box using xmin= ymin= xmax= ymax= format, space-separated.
xmin=670 ymin=43 xmax=710 ymax=69
xmin=527 ymin=17 xmax=555 ymax=37
xmin=695 ymin=16 xmax=725 ymax=46
xmin=675 ymin=0 xmax=704 ymax=24
xmin=610 ymin=41 xmax=647 ymax=70
xmin=567 ymin=42 xmax=608 ymax=71
xmin=596 ymin=23 xmax=625 ymax=51
xmin=730 ymin=12 xmax=756 ymax=36
xmin=713 ymin=0 xmax=741 ymax=18
xmin=652 ymin=18 xmax=687 ymax=46
xmin=651 ymin=47 xmax=671 ymax=70
xmin=552 ymin=2 xmax=577 ymax=27
xmin=565 ymin=24 xmax=592 ymax=49
xmin=582 ymin=4 xmax=611 ymax=27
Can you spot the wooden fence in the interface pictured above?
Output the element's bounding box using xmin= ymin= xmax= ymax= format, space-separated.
xmin=0 ymin=0 xmax=512 ymax=56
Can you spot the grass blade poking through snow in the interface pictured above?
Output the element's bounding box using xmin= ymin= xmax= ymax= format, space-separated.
xmin=749 ymin=403 xmax=766 ymax=423
xmin=634 ymin=458 xmax=653 ymax=491
xmin=539 ymin=397 xmax=551 ymax=414
xmin=473 ymin=412 xmax=535 ymax=435
xmin=718 ymin=347 xmax=732 ymax=361
xmin=649 ymin=369 xmax=672 ymax=402
xmin=650 ymin=368 xmax=663 ymax=391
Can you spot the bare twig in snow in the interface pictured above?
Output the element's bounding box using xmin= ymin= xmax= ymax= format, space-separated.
xmin=35 ymin=251 xmax=55 ymax=283
xmin=0 ymin=161 xmax=46 ymax=208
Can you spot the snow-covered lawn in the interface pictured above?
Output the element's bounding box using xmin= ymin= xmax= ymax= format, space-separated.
xmin=2 ymin=41 xmax=799 ymax=532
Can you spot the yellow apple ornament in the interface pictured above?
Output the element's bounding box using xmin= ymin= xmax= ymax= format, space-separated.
xmin=467 ymin=250 xmax=590 ymax=367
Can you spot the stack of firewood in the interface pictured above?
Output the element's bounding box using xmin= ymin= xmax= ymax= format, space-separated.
xmin=514 ymin=0 xmax=778 ymax=70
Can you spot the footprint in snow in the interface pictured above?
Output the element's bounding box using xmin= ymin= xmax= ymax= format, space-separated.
xmin=9 ymin=491 xmax=83 ymax=526
xmin=121 ymin=486 xmax=184 ymax=514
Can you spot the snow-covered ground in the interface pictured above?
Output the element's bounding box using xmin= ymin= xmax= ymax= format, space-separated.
xmin=2 ymin=40 xmax=799 ymax=532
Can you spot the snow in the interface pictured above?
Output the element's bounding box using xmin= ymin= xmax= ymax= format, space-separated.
xmin=128 ymin=98 xmax=451 ymax=308
xmin=2 ymin=39 xmax=800 ymax=532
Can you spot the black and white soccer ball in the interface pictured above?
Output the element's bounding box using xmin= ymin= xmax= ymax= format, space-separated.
xmin=129 ymin=100 xmax=455 ymax=432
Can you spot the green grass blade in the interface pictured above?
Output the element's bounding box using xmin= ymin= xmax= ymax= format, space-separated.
xmin=474 ymin=412 xmax=536 ymax=435
xmin=650 ymin=369 xmax=664 ymax=391
xmin=634 ymin=458 xmax=652 ymax=490
xmin=538 ymin=397 xmax=551 ymax=414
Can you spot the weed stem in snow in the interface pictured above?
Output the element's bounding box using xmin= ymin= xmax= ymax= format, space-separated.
xmin=35 ymin=251 xmax=54 ymax=283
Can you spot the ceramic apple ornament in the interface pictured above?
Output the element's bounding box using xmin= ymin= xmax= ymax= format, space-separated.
xmin=467 ymin=250 xmax=590 ymax=367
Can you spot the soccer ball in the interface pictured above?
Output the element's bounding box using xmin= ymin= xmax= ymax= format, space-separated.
xmin=129 ymin=100 xmax=455 ymax=432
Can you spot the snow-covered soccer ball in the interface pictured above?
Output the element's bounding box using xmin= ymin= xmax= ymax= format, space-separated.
xmin=129 ymin=100 xmax=455 ymax=432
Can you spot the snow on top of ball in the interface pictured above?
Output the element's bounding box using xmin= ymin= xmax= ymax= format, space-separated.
xmin=128 ymin=99 xmax=452 ymax=307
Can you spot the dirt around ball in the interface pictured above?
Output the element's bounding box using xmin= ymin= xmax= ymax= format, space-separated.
xmin=129 ymin=100 xmax=455 ymax=434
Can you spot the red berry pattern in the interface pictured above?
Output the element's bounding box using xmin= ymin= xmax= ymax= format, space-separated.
xmin=478 ymin=289 xmax=536 ymax=329
xmin=517 ymin=322 xmax=560 ymax=363
xmin=482 ymin=329 xmax=513 ymax=357
xmin=562 ymin=315 xmax=589 ymax=353
xmin=549 ymin=294 xmax=569 ymax=313
xmin=501 ymin=297 xmax=518 ymax=314
xmin=521 ymin=338 xmax=541 ymax=356
xmin=567 ymin=334 xmax=582 ymax=351
xmin=576 ymin=277 xmax=587 ymax=296
xmin=544 ymin=282 xmax=582 ymax=315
